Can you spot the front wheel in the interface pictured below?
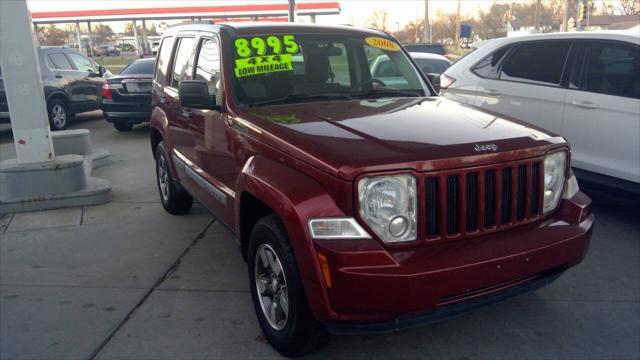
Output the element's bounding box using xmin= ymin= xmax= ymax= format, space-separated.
xmin=48 ymin=99 xmax=68 ymax=131
xmin=155 ymin=142 xmax=193 ymax=215
xmin=248 ymin=215 xmax=329 ymax=357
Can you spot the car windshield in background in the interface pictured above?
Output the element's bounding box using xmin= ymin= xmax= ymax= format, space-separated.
xmin=120 ymin=60 xmax=155 ymax=75
xmin=415 ymin=58 xmax=450 ymax=74
xmin=231 ymin=33 xmax=427 ymax=107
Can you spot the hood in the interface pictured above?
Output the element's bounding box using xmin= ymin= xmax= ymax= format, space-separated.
xmin=235 ymin=97 xmax=566 ymax=180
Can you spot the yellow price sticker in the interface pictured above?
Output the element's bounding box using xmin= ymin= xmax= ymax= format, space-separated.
xmin=234 ymin=54 xmax=293 ymax=78
xmin=364 ymin=36 xmax=401 ymax=52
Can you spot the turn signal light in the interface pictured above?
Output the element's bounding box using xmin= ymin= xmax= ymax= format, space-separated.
xmin=317 ymin=253 xmax=332 ymax=289
xmin=101 ymin=82 xmax=113 ymax=100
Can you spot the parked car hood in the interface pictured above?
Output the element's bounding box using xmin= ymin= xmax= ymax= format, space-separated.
xmin=235 ymin=97 xmax=566 ymax=180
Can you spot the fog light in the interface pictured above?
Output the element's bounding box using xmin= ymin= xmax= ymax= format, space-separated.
xmin=389 ymin=216 xmax=408 ymax=237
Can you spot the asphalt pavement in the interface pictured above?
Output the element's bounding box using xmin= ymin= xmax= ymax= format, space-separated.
xmin=1 ymin=113 xmax=638 ymax=359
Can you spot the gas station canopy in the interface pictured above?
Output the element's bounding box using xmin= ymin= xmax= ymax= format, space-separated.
xmin=30 ymin=2 xmax=340 ymax=24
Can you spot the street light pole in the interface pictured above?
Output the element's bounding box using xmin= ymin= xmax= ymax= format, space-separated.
xmin=288 ymin=0 xmax=295 ymax=22
xmin=454 ymin=0 xmax=461 ymax=49
xmin=562 ymin=0 xmax=569 ymax=31
xmin=424 ymin=0 xmax=431 ymax=43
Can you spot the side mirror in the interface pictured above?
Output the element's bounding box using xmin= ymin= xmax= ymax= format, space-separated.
xmin=98 ymin=65 xmax=107 ymax=77
xmin=425 ymin=73 xmax=441 ymax=94
xmin=179 ymin=80 xmax=218 ymax=110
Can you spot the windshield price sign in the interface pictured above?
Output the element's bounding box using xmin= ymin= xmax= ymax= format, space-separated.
xmin=234 ymin=35 xmax=299 ymax=77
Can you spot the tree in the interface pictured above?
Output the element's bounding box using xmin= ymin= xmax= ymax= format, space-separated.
xmin=475 ymin=3 xmax=511 ymax=39
xmin=367 ymin=9 xmax=389 ymax=31
xmin=37 ymin=24 xmax=69 ymax=46
xmin=616 ymin=0 xmax=640 ymax=14
xmin=124 ymin=22 xmax=158 ymax=36
xmin=431 ymin=11 xmax=459 ymax=43
xmin=92 ymin=24 xmax=114 ymax=44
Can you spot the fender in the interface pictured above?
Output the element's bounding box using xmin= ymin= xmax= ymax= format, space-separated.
xmin=235 ymin=155 xmax=345 ymax=321
xmin=149 ymin=106 xmax=182 ymax=176
xmin=45 ymin=90 xmax=68 ymax=106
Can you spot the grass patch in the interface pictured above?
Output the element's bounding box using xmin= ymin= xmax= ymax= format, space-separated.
xmin=95 ymin=56 xmax=139 ymax=74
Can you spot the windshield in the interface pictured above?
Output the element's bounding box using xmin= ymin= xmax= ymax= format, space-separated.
xmin=414 ymin=58 xmax=451 ymax=75
xmin=231 ymin=32 xmax=429 ymax=107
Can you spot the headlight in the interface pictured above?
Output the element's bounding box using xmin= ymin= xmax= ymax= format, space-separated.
xmin=358 ymin=175 xmax=417 ymax=243
xmin=543 ymin=152 xmax=567 ymax=213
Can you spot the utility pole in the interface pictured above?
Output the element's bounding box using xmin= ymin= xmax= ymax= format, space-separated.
xmin=534 ymin=0 xmax=541 ymax=31
xmin=424 ymin=0 xmax=431 ymax=43
xmin=288 ymin=0 xmax=295 ymax=22
xmin=562 ymin=0 xmax=569 ymax=31
xmin=577 ymin=0 xmax=585 ymax=31
xmin=454 ymin=0 xmax=461 ymax=49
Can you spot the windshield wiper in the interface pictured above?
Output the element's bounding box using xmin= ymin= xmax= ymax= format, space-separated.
xmin=248 ymin=93 xmax=353 ymax=107
xmin=350 ymin=88 xmax=422 ymax=99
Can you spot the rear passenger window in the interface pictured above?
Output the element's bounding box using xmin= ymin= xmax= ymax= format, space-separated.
xmin=170 ymin=37 xmax=196 ymax=89
xmin=48 ymin=53 xmax=73 ymax=70
xmin=580 ymin=42 xmax=639 ymax=99
xmin=471 ymin=45 xmax=511 ymax=79
xmin=499 ymin=41 xmax=570 ymax=86
xmin=194 ymin=38 xmax=221 ymax=104
xmin=155 ymin=37 xmax=174 ymax=85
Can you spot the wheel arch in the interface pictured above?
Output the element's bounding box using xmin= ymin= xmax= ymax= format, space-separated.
xmin=235 ymin=155 xmax=345 ymax=321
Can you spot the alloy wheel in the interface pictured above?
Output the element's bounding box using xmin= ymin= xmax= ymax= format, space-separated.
xmin=254 ymin=243 xmax=289 ymax=330
xmin=157 ymin=155 xmax=170 ymax=202
xmin=51 ymin=104 xmax=67 ymax=128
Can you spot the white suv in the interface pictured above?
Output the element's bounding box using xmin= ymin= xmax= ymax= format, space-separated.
xmin=441 ymin=31 xmax=639 ymax=190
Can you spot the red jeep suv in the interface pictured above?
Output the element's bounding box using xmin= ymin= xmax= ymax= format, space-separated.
xmin=149 ymin=23 xmax=593 ymax=356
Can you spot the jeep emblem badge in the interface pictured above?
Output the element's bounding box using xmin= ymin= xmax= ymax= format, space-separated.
xmin=474 ymin=143 xmax=498 ymax=152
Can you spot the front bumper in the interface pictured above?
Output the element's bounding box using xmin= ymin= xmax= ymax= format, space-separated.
xmin=313 ymin=192 xmax=593 ymax=328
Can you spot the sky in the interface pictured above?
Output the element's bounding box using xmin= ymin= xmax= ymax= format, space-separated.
xmin=26 ymin=0 xmax=514 ymax=32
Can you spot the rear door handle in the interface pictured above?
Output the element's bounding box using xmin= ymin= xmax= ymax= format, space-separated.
xmin=180 ymin=109 xmax=192 ymax=118
xmin=572 ymin=100 xmax=599 ymax=110
xmin=485 ymin=89 xmax=502 ymax=96
xmin=159 ymin=96 xmax=167 ymax=104
xmin=54 ymin=74 xmax=63 ymax=79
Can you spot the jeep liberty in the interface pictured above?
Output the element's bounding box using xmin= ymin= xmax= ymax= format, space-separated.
xmin=149 ymin=23 xmax=593 ymax=357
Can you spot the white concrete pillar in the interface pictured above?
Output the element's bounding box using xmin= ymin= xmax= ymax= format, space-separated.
xmin=0 ymin=0 xmax=55 ymax=163
xmin=141 ymin=19 xmax=149 ymax=54
xmin=132 ymin=20 xmax=140 ymax=57
xmin=87 ymin=21 xmax=94 ymax=56
xmin=76 ymin=21 xmax=82 ymax=53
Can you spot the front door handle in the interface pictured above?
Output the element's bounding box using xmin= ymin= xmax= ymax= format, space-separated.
xmin=572 ymin=100 xmax=599 ymax=110
xmin=159 ymin=96 xmax=167 ymax=104
xmin=485 ymin=89 xmax=502 ymax=96
xmin=180 ymin=109 xmax=192 ymax=118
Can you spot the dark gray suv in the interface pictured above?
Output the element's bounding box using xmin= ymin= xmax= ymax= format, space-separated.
xmin=0 ymin=46 xmax=111 ymax=131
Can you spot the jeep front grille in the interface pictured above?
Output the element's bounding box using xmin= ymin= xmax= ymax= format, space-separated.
xmin=424 ymin=158 xmax=544 ymax=240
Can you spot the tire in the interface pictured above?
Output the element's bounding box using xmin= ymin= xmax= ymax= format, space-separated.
xmin=155 ymin=142 xmax=193 ymax=215
xmin=113 ymin=122 xmax=133 ymax=132
xmin=248 ymin=215 xmax=329 ymax=357
xmin=47 ymin=98 xmax=68 ymax=131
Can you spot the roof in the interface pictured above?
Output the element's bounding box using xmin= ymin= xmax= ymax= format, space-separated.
xmin=409 ymin=52 xmax=451 ymax=62
xmin=164 ymin=22 xmax=387 ymax=38
xmin=30 ymin=2 xmax=340 ymax=24
xmin=485 ymin=30 xmax=640 ymax=45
